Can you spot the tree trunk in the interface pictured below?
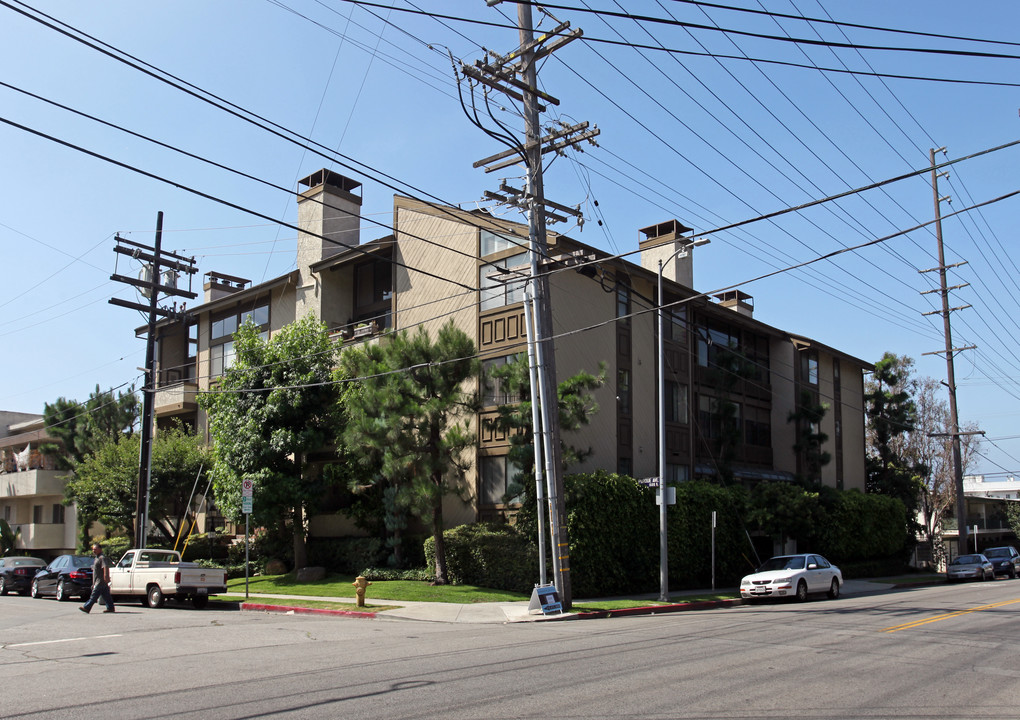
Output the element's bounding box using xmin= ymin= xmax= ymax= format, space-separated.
xmin=431 ymin=482 xmax=447 ymax=585
xmin=292 ymin=502 xmax=307 ymax=570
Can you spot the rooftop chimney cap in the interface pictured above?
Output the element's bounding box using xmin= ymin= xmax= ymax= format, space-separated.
xmin=639 ymin=219 xmax=694 ymax=241
xmin=297 ymin=169 xmax=362 ymax=195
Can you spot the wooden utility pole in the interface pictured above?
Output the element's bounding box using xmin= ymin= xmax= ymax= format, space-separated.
xmin=110 ymin=212 xmax=198 ymax=548
xmin=919 ymin=148 xmax=975 ymax=557
xmin=466 ymin=3 xmax=597 ymax=608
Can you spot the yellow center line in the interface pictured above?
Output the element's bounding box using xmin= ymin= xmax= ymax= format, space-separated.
xmin=881 ymin=598 xmax=1020 ymax=633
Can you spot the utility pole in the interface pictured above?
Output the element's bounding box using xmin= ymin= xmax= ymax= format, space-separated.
xmin=465 ymin=2 xmax=597 ymax=608
xmin=110 ymin=212 xmax=198 ymax=548
xmin=919 ymin=148 xmax=976 ymax=558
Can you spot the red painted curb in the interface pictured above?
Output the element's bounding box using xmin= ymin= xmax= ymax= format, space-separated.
xmin=241 ymin=602 xmax=376 ymax=619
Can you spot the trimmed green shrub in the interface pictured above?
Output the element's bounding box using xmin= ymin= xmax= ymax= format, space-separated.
xmin=424 ymin=523 xmax=537 ymax=592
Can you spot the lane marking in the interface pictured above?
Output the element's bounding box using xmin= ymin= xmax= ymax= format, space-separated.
xmin=881 ymin=598 xmax=1020 ymax=633
xmin=8 ymin=634 xmax=122 ymax=648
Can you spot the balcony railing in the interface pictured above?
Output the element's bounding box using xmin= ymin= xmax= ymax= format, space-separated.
xmin=154 ymin=382 xmax=199 ymax=417
xmin=1 ymin=469 xmax=66 ymax=497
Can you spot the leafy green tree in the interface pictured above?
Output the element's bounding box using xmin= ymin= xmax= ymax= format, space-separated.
xmin=41 ymin=385 xmax=138 ymax=470
xmin=341 ymin=321 xmax=479 ymax=584
xmin=485 ymin=353 xmax=606 ymax=497
xmin=865 ymin=353 xmax=925 ymax=546
xmin=788 ymin=389 xmax=831 ymax=485
xmin=64 ymin=435 xmax=138 ymax=542
xmin=200 ymin=314 xmax=340 ymax=571
xmin=64 ymin=425 xmax=212 ymax=547
xmin=148 ymin=423 xmax=214 ymax=544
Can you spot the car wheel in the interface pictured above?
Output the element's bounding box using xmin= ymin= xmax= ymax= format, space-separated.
xmin=0 ymin=577 xmax=8 ymax=595
xmin=827 ymin=578 xmax=840 ymax=600
xmin=192 ymin=594 xmax=209 ymax=610
xmin=147 ymin=585 xmax=165 ymax=609
xmin=31 ymin=579 xmax=41 ymax=598
xmin=796 ymin=580 xmax=809 ymax=602
xmin=56 ymin=579 xmax=70 ymax=601
xmin=1010 ymin=568 xmax=1017 ymax=580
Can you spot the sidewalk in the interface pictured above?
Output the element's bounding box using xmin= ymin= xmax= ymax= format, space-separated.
xmin=222 ymin=578 xmax=902 ymax=624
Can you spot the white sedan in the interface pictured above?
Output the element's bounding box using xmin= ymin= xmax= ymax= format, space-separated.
xmin=739 ymin=554 xmax=842 ymax=601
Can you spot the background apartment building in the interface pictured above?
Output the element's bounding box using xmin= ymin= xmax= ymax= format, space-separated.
xmin=0 ymin=411 xmax=78 ymax=557
xmin=149 ymin=169 xmax=871 ymax=536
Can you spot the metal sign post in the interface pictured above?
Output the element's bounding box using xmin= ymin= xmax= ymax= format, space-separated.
xmin=242 ymin=479 xmax=253 ymax=599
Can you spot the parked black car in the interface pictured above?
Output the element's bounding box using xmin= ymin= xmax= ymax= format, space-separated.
xmin=0 ymin=556 xmax=47 ymax=595
xmin=982 ymin=546 xmax=1020 ymax=579
xmin=31 ymin=554 xmax=94 ymax=600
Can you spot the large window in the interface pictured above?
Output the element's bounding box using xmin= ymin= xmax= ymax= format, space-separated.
xmin=482 ymin=354 xmax=522 ymax=407
xmin=800 ymin=350 xmax=819 ymax=385
xmin=698 ymin=395 xmax=741 ymax=440
xmin=479 ymin=252 xmax=527 ymax=311
xmin=210 ymin=299 xmax=269 ymax=378
xmin=666 ymin=381 xmax=688 ymax=424
xmin=480 ymin=455 xmax=522 ymax=505
xmin=51 ymin=504 xmax=65 ymax=524
xmin=480 ymin=229 xmax=522 ymax=256
xmin=617 ymin=284 xmax=631 ymax=320
xmin=618 ymin=368 xmax=631 ymax=415
xmin=353 ymin=258 xmax=392 ymax=328
xmin=744 ymin=406 xmax=771 ymax=447
xmin=697 ymin=320 xmax=740 ymax=368
xmin=665 ymin=305 xmax=687 ymax=343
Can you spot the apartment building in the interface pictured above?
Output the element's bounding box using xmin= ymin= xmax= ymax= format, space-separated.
xmin=0 ymin=411 xmax=78 ymax=557
xmin=149 ymin=169 xmax=872 ymax=534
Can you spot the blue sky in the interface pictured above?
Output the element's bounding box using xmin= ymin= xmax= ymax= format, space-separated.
xmin=2 ymin=1 xmax=1018 ymax=477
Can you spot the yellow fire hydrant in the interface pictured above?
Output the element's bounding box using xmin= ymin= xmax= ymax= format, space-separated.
xmin=352 ymin=576 xmax=371 ymax=607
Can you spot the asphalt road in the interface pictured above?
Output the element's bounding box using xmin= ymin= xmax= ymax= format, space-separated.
xmin=2 ymin=579 xmax=1019 ymax=719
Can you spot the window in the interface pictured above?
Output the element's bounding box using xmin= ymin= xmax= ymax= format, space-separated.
xmin=33 ymin=505 xmax=43 ymax=524
xmin=618 ymin=369 xmax=631 ymax=415
xmin=800 ymin=350 xmax=819 ymax=385
xmin=480 ymin=455 xmax=522 ymax=505
xmin=3 ymin=505 xmax=10 ymax=522
xmin=480 ymin=229 xmax=520 ymax=256
xmin=618 ymin=456 xmax=633 ymax=477
xmin=744 ymin=406 xmax=771 ymax=447
xmin=617 ymin=284 xmax=630 ymax=320
xmin=353 ymin=258 xmax=392 ymax=329
xmin=697 ymin=320 xmax=740 ymax=368
xmin=698 ymin=395 xmax=741 ymax=440
xmin=665 ymin=305 xmax=687 ymax=343
xmin=479 ymin=252 xmax=527 ymax=311
xmin=51 ymin=504 xmax=65 ymax=524
xmin=210 ymin=299 xmax=270 ymax=378
xmin=665 ymin=381 xmax=688 ymax=424
xmin=666 ymin=463 xmax=689 ymax=485
xmin=482 ymin=354 xmax=522 ymax=407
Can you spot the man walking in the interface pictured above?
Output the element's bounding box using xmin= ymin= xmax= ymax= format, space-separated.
xmin=80 ymin=543 xmax=115 ymax=614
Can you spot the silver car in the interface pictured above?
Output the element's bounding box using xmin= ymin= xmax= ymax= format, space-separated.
xmin=946 ymin=554 xmax=994 ymax=582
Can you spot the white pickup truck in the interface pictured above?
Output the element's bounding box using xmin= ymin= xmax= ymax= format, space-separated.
xmin=109 ymin=548 xmax=227 ymax=609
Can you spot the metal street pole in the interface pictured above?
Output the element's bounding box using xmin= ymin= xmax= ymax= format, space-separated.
xmin=517 ymin=1 xmax=571 ymax=607
xmin=656 ymin=238 xmax=708 ymax=602
xmin=657 ymin=260 xmax=669 ymax=602
xmin=523 ymin=285 xmax=548 ymax=586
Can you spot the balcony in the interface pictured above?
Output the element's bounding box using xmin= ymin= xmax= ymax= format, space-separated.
xmin=13 ymin=521 xmax=70 ymax=550
xmin=1 ymin=469 xmax=66 ymax=498
xmin=154 ymin=382 xmax=199 ymax=417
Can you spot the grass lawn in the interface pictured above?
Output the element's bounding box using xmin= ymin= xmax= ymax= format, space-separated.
xmin=225 ymin=573 xmax=530 ymax=604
